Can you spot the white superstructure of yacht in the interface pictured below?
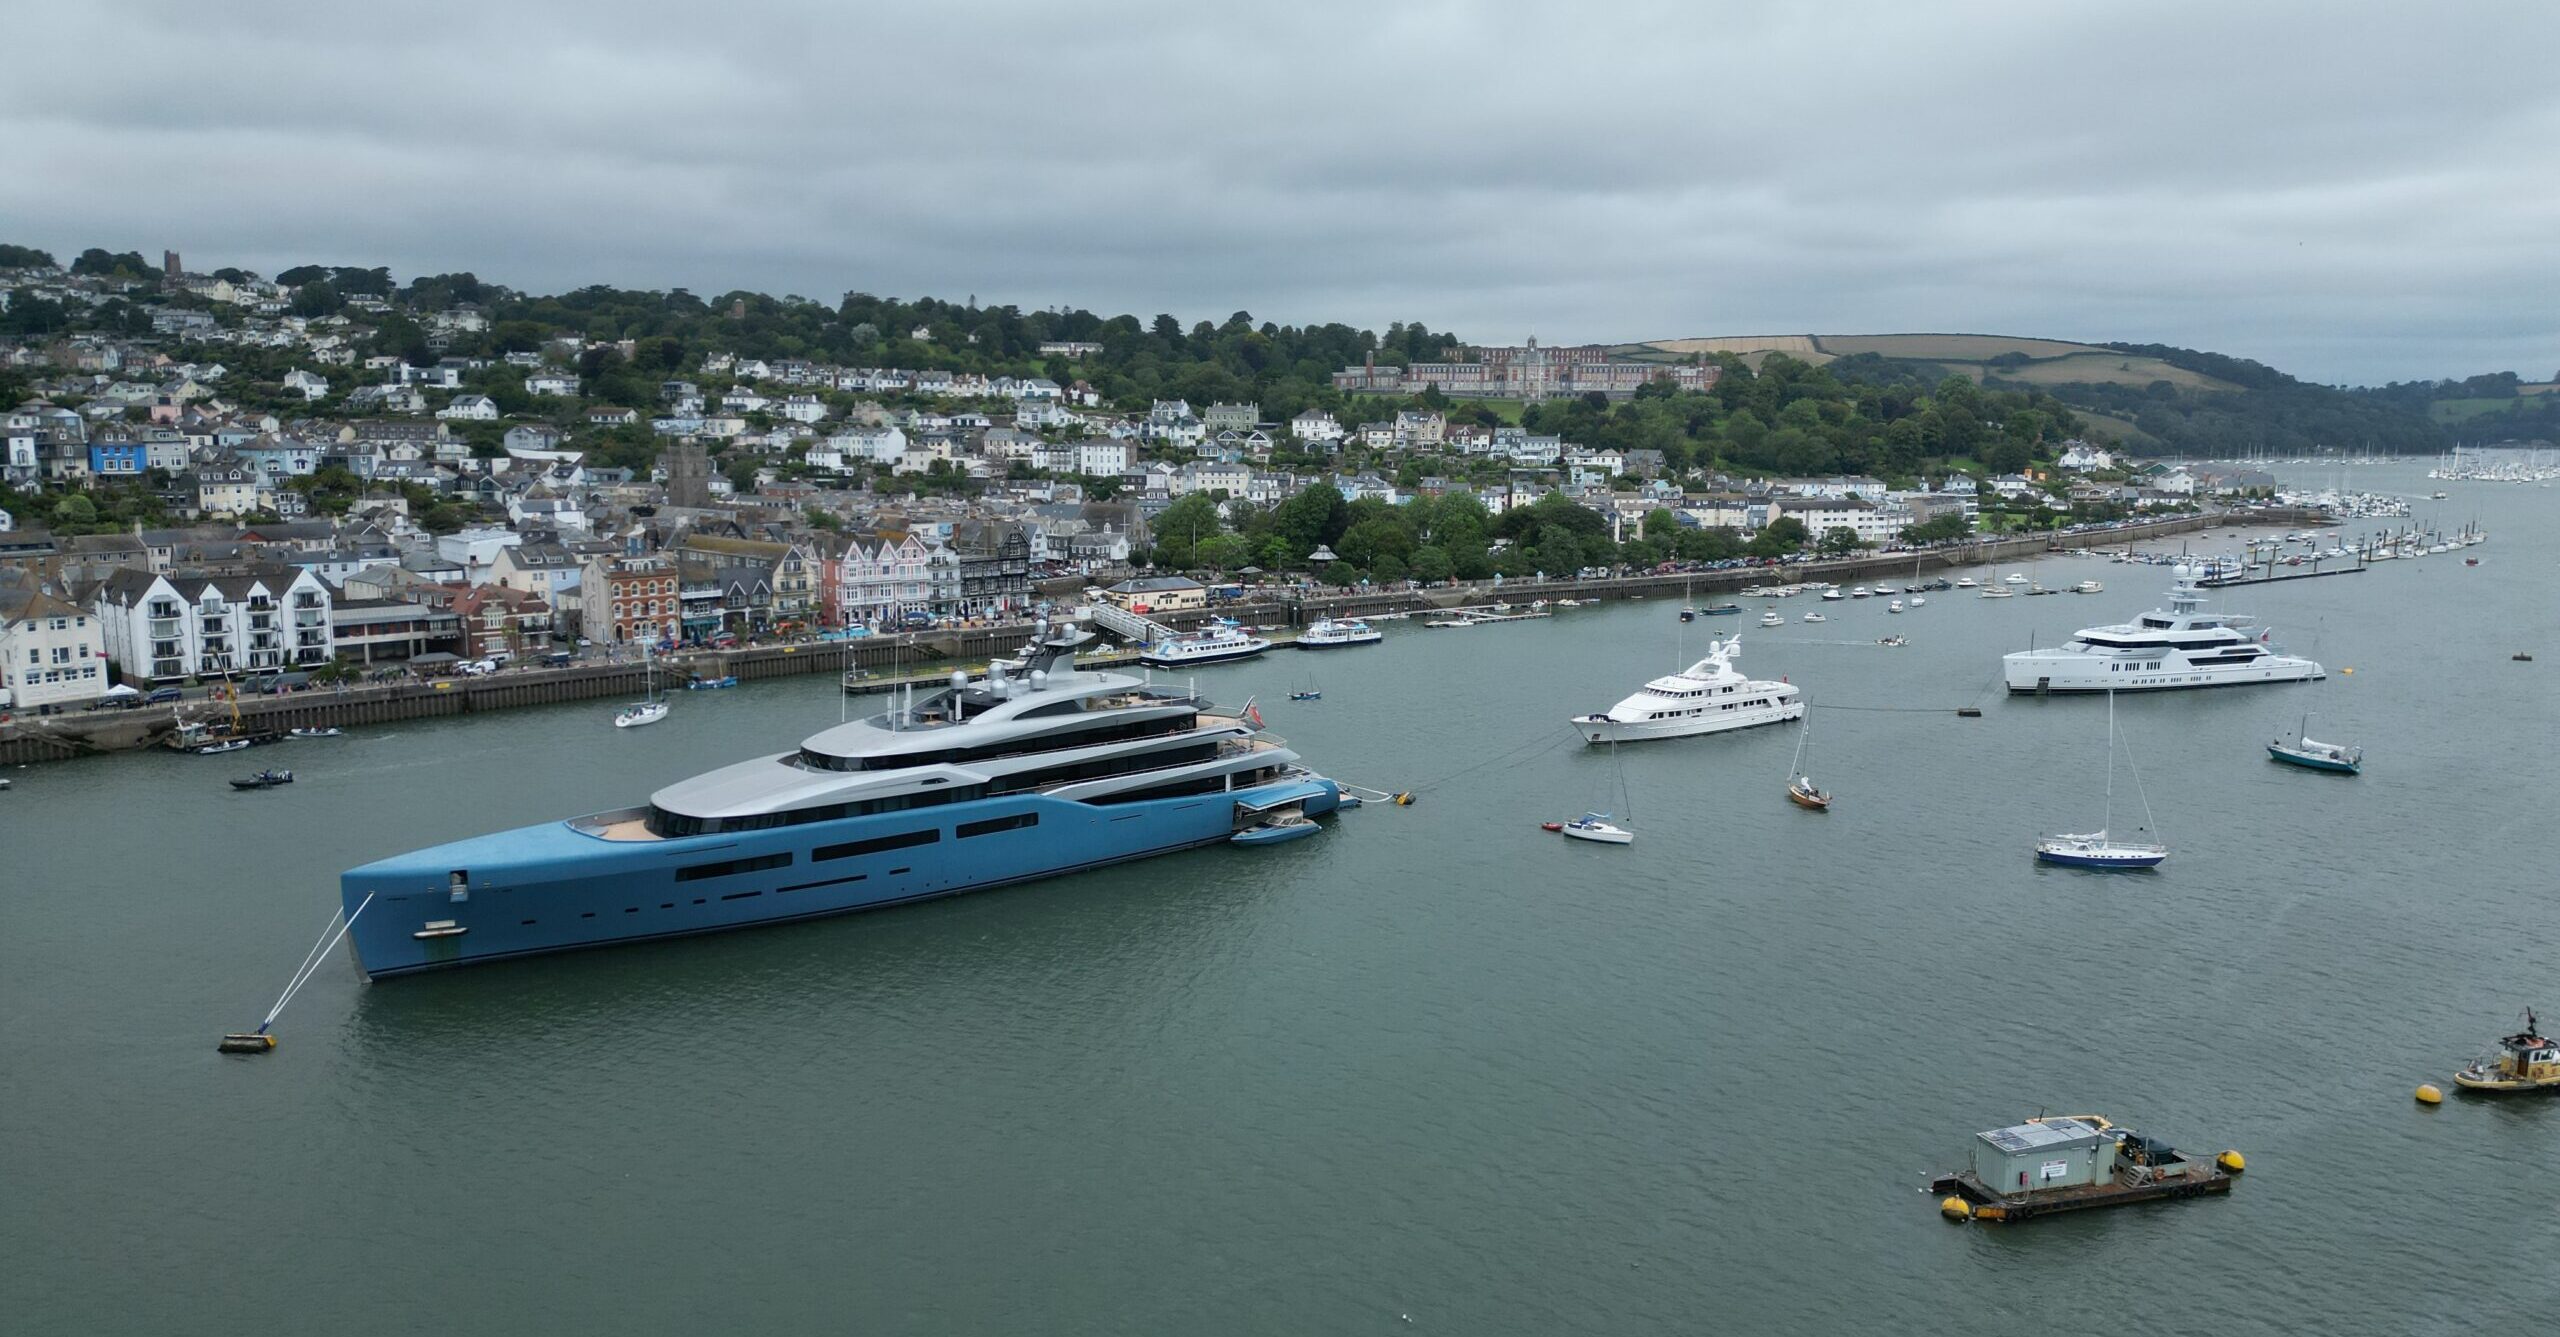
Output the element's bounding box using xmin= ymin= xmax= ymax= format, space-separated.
xmin=2001 ymin=567 xmax=2324 ymax=694
xmin=1571 ymin=636 xmax=1805 ymax=743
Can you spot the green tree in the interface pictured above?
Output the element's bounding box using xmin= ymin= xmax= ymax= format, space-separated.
xmin=1748 ymin=516 xmax=1809 ymax=558
xmin=1151 ymin=493 xmax=1224 ymax=566
xmin=1819 ymin=525 xmax=1863 ymax=557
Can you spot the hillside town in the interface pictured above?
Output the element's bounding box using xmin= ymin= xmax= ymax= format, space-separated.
xmin=0 ymin=248 xmax=2228 ymax=714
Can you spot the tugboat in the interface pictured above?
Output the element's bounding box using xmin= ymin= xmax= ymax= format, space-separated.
xmin=228 ymin=768 xmax=294 ymax=791
xmin=1929 ymin=1114 xmax=2239 ymax=1223
xmin=2452 ymin=1010 xmax=2560 ymax=1095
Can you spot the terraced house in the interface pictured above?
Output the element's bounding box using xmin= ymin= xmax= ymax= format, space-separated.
xmin=675 ymin=535 xmax=816 ymax=634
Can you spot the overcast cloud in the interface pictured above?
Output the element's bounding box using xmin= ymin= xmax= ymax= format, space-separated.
xmin=4 ymin=0 xmax=2554 ymax=383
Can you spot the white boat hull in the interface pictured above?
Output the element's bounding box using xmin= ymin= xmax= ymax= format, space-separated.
xmin=1575 ymin=699 xmax=1802 ymax=743
xmin=1562 ymin=822 xmax=1633 ymax=844
xmin=2003 ymin=653 xmax=2324 ymax=694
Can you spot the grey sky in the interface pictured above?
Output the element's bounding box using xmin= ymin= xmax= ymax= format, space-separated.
xmin=4 ymin=0 xmax=2554 ymax=384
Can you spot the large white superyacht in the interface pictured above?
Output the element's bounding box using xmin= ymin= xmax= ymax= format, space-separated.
xmin=2001 ymin=567 xmax=2323 ymax=694
xmin=1571 ymin=636 xmax=1805 ymax=743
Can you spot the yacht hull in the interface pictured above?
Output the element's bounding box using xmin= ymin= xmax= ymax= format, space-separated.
xmin=2003 ymin=655 xmax=2324 ymax=693
xmin=1574 ymin=701 xmax=1802 ymax=744
xmin=1138 ymin=643 xmax=1270 ymax=668
xmin=342 ymin=777 xmax=1340 ymax=979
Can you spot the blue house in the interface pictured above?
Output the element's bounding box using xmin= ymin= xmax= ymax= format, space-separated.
xmin=88 ymin=441 xmax=148 ymax=477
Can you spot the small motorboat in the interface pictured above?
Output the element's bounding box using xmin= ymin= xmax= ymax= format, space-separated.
xmin=1887 ymin=600 xmax=1904 ymax=613
xmin=1907 ymin=595 xmax=1925 ymax=607
xmin=685 ymin=675 xmax=738 ymax=690
xmin=1759 ymin=611 xmax=1784 ymax=627
xmin=1802 ymin=612 xmax=1826 ymax=623
xmin=1954 ymin=577 xmax=1979 ymax=588
xmin=1850 ymin=586 xmax=1871 ymax=599
xmin=229 ymin=769 xmax=294 ymax=791
xmin=2451 ymin=1009 xmax=2560 ymax=1094
xmin=1679 ymin=607 xmax=1697 ymax=622
xmin=1539 ymin=821 xmax=1565 ymax=832
xmin=1699 ymin=603 xmax=1742 ymax=617
xmin=1560 ymin=812 xmax=1633 ymax=845
xmin=1232 ymin=813 xmax=1321 ymax=846
xmin=1288 ymin=690 xmax=1322 ymax=701
xmin=288 ymin=727 xmax=343 ymax=739
xmin=1786 ymin=776 xmax=1830 ymax=811
xmin=192 ymin=737 xmax=253 ymax=754
xmin=2465 ymin=557 xmax=2480 ymax=567
xmin=1877 ymin=635 xmax=1907 ymax=647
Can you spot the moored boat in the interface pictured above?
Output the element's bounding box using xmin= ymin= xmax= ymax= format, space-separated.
xmin=1296 ymin=617 xmax=1382 ymax=649
xmin=229 ymin=768 xmax=294 ymax=790
xmin=2267 ymin=713 xmax=2361 ymax=774
xmin=2451 ymin=1010 xmax=2560 ymax=1094
xmin=1559 ymin=812 xmax=1633 ymax=844
xmin=339 ymin=623 xmax=1342 ymax=978
xmin=1571 ymin=636 xmax=1804 ymax=743
xmin=1929 ymin=1115 xmax=2237 ymax=1223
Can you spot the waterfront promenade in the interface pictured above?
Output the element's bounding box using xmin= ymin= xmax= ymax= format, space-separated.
xmin=0 ymin=512 xmax=2249 ymax=766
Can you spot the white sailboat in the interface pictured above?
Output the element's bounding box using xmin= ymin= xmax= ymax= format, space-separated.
xmin=616 ymin=642 xmax=670 ymax=728
xmin=1561 ymin=740 xmax=1635 ymax=844
xmin=2034 ymin=693 xmax=2166 ymax=869
xmin=1785 ymin=711 xmax=1830 ymax=810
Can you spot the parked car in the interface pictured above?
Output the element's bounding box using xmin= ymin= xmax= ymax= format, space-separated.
xmin=257 ymin=672 xmax=313 ymax=695
xmin=144 ymin=686 xmax=184 ymax=705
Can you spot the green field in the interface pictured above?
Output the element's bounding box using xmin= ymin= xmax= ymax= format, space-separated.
xmin=2428 ymin=397 xmax=2530 ymax=423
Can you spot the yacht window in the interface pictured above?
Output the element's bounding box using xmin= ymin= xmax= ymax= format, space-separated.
xmin=812 ymin=828 xmax=940 ymax=861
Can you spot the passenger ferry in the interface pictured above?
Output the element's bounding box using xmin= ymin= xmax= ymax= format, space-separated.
xmin=1296 ymin=617 xmax=1383 ymax=649
xmin=2001 ymin=568 xmax=2323 ymax=694
xmin=1571 ymin=636 xmax=1805 ymax=743
xmin=1138 ymin=620 xmax=1271 ymax=668
xmin=340 ymin=624 xmax=1340 ymax=978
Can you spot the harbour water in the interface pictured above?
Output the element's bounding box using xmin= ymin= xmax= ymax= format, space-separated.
xmin=3 ymin=465 xmax=2552 ymax=1335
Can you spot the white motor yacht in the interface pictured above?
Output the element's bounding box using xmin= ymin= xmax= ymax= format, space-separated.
xmin=1571 ymin=637 xmax=1805 ymax=743
xmin=2002 ymin=567 xmax=2324 ymax=694
xmin=1296 ymin=617 xmax=1383 ymax=649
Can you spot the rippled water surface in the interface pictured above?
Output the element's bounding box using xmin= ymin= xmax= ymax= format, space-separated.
xmin=4 ymin=466 xmax=2553 ymax=1335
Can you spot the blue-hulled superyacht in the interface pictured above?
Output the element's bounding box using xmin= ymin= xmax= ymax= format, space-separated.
xmin=341 ymin=623 xmax=1340 ymax=978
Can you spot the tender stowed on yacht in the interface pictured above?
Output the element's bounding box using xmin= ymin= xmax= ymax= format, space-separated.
xmin=2002 ymin=567 xmax=2323 ymax=694
xmin=340 ymin=623 xmax=1340 ymax=978
xmin=1572 ymin=636 xmax=1805 ymax=743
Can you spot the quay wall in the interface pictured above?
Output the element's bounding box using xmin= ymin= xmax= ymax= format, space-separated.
xmin=0 ymin=513 xmax=2234 ymax=767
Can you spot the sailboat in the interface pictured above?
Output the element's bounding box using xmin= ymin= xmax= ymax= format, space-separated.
xmin=1289 ymin=669 xmax=1322 ymax=702
xmin=1561 ymin=740 xmax=1635 ymax=844
xmin=1785 ymin=711 xmax=1830 ymax=810
xmin=615 ymin=642 xmax=670 ymax=728
xmin=2035 ymin=693 xmax=2165 ymax=869
xmin=2267 ymin=712 xmax=2360 ymax=774
xmin=1980 ymin=565 xmax=2016 ymax=598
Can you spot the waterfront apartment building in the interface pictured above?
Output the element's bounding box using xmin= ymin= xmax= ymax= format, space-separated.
xmin=1331 ymin=338 xmax=1718 ymax=402
xmin=94 ymin=566 xmax=335 ymax=682
xmin=1 ymin=580 xmax=109 ymax=708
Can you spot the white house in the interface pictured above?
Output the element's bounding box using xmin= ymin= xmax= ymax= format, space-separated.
xmin=1075 ymin=440 xmax=1135 ymax=476
xmin=93 ymin=566 xmax=335 ymax=682
xmin=2058 ymin=443 xmax=2116 ymax=471
xmin=438 ymin=394 xmax=499 ymax=421
xmin=525 ymin=371 xmax=582 ymax=398
xmin=1 ymin=582 xmax=110 ymax=707
xmin=1776 ymin=497 xmax=1904 ymax=547
xmin=282 ymin=368 xmax=330 ymax=401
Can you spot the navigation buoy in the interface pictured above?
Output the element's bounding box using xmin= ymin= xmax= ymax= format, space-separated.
xmin=2340 ymin=667 xmax=2354 ymax=675
xmin=2216 ymin=1150 xmax=2246 ymax=1174
xmin=2415 ymin=1083 xmax=2443 ymax=1105
xmin=1393 ymin=792 xmax=1414 ymax=806
xmin=1939 ymin=1196 xmax=1973 ymax=1220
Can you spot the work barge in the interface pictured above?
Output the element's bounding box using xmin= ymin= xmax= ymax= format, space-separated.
xmin=1930 ymin=1115 xmax=2238 ymax=1223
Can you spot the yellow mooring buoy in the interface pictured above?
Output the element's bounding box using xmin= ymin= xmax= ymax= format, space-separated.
xmin=2216 ymin=1150 xmax=2246 ymax=1174
xmin=218 ymin=1032 xmax=275 ymax=1054
xmin=1938 ymin=1196 xmax=1973 ymax=1221
xmin=2415 ymin=1083 xmax=2443 ymax=1105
